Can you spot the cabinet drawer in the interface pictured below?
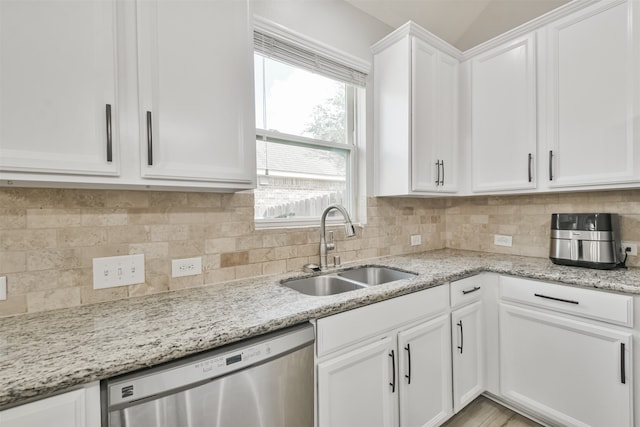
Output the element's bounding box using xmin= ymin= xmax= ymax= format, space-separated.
xmin=316 ymin=284 xmax=449 ymax=357
xmin=500 ymin=276 xmax=633 ymax=327
xmin=450 ymin=276 xmax=484 ymax=308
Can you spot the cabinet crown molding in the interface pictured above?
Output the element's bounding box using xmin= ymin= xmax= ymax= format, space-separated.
xmin=372 ymin=0 xmax=608 ymax=61
xmin=371 ymin=20 xmax=463 ymax=59
xmin=462 ymin=0 xmax=604 ymax=59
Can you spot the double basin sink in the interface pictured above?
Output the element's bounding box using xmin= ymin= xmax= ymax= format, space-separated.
xmin=282 ymin=266 xmax=417 ymax=296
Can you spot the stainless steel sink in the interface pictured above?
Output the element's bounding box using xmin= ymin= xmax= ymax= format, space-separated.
xmin=338 ymin=266 xmax=417 ymax=285
xmin=282 ymin=275 xmax=367 ymax=296
xmin=283 ymin=266 xmax=418 ymax=296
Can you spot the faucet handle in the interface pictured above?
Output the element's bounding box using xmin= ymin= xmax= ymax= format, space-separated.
xmin=326 ymin=230 xmax=335 ymax=250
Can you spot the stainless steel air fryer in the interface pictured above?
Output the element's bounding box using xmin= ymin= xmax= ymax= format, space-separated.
xmin=549 ymin=213 xmax=623 ymax=269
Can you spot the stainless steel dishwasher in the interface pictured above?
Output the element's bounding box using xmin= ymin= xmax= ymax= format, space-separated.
xmin=102 ymin=323 xmax=314 ymax=427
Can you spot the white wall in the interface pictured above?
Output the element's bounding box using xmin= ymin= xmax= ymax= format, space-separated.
xmin=251 ymin=0 xmax=393 ymax=202
xmin=252 ymin=0 xmax=392 ymax=62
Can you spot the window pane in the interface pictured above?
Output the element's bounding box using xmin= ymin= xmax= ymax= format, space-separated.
xmin=260 ymin=55 xmax=347 ymax=144
xmin=255 ymin=139 xmax=348 ymax=219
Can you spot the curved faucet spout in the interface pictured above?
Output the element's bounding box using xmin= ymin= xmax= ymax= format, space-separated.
xmin=319 ymin=204 xmax=356 ymax=270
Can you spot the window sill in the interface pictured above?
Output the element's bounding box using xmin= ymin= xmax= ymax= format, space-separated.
xmin=255 ymin=218 xmax=364 ymax=230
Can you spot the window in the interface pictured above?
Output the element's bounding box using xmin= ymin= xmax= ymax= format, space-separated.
xmin=253 ymin=26 xmax=367 ymax=227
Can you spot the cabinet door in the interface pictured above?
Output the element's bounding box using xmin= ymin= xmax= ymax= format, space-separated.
xmin=451 ymin=301 xmax=485 ymax=413
xmin=471 ymin=34 xmax=537 ymax=192
xmin=0 ymin=0 xmax=119 ymax=176
xmin=397 ymin=314 xmax=452 ymax=427
xmin=546 ymin=0 xmax=640 ymax=188
xmin=137 ymin=0 xmax=255 ymax=186
xmin=411 ymin=40 xmax=459 ymax=194
xmin=500 ymin=303 xmax=632 ymax=427
xmin=317 ymin=336 xmax=397 ymax=427
xmin=0 ymin=383 xmax=100 ymax=427
xmin=411 ymin=37 xmax=439 ymax=192
xmin=436 ymin=52 xmax=459 ymax=193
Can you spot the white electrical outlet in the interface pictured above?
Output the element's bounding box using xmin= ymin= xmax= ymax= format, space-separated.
xmin=622 ymin=242 xmax=638 ymax=256
xmin=494 ymin=234 xmax=513 ymax=247
xmin=0 ymin=276 xmax=6 ymax=301
xmin=172 ymin=257 xmax=202 ymax=278
xmin=93 ymin=254 xmax=145 ymax=289
xmin=410 ymin=235 xmax=422 ymax=246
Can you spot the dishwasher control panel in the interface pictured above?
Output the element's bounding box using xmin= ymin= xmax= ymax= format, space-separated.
xmin=194 ymin=343 xmax=269 ymax=375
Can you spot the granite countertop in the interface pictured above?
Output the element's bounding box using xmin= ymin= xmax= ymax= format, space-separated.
xmin=2 ymin=249 xmax=640 ymax=409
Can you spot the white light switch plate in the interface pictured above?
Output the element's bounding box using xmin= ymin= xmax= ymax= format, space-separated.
xmin=0 ymin=277 xmax=6 ymax=301
xmin=93 ymin=254 xmax=145 ymax=289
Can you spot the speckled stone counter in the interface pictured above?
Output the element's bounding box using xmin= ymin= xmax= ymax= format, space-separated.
xmin=2 ymin=249 xmax=640 ymax=409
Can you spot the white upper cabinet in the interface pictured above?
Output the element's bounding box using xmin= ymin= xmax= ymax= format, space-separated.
xmin=469 ymin=34 xmax=537 ymax=193
xmin=0 ymin=0 xmax=120 ymax=177
xmin=136 ymin=0 xmax=255 ymax=186
xmin=373 ymin=22 xmax=460 ymax=196
xmin=0 ymin=0 xmax=255 ymax=191
xmin=544 ymin=0 xmax=640 ymax=188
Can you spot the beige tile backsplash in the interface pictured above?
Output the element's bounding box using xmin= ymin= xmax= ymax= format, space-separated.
xmin=1 ymin=187 xmax=639 ymax=317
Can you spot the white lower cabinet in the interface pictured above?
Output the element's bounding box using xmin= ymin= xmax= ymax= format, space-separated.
xmin=500 ymin=303 xmax=633 ymax=427
xmin=317 ymin=315 xmax=452 ymax=427
xmin=397 ymin=315 xmax=453 ymax=427
xmin=0 ymin=382 xmax=100 ymax=427
xmin=317 ymin=336 xmax=397 ymax=427
xmin=316 ymin=285 xmax=452 ymax=427
xmin=451 ymin=301 xmax=484 ymax=413
xmin=450 ymin=276 xmax=486 ymax=414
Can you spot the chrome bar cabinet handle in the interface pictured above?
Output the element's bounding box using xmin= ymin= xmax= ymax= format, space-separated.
xmin=389 ymin=350 xmax=396 ymax=392
xmin=462 ymin=286 xmax=481 ymax=295
xmin=621 ymin=343 xmax=626 ymax=384
xmin=146 ymin=111 xmax=153 ymax=166
xmin=534 ymin=293 xmax=579 ymax=305
xmin=106 ymin=104 xmax=113 ymax=162
xmin=404 ymin=344 xmax=412 ymax=385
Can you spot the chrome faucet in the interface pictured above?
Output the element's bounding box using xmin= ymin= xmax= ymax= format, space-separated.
xmin=319 ymin=204 xmax=356 ymax=270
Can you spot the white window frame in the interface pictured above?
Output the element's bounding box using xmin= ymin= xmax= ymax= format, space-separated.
xmin=253 ymin=17 xmax=369 ymax=229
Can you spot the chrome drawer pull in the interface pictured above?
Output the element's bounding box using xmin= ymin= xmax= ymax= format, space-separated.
xmin=534 ymin=293 xmax=579 ymax=305
xmin=457 ymin=320 xmax=464 ymax=354
xmin=462 ymin=286 xmax=481 ymax=295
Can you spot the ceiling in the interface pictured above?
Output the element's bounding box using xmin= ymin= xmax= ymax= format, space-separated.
xmin=343 ymin=0 xmax=571 ymax=51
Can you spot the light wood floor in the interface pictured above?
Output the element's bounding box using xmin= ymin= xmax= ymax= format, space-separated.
xmin=442 ymin=396 xmax=543 ymax=427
